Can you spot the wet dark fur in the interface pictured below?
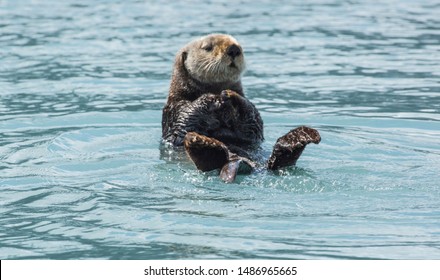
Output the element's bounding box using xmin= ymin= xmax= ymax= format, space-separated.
xmin=161 ymin=48 xmax=263 ymax=151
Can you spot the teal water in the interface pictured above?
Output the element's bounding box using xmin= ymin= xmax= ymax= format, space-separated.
xmin=1 ymin=0 xmax=439 ymax=259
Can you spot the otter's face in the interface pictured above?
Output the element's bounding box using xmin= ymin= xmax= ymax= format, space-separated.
xmin=183 ymin=34 xmax=245 ymax=84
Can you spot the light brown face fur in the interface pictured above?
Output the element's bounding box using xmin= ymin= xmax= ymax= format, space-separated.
xmin=183 ymin=34 xmax=245 ymax=84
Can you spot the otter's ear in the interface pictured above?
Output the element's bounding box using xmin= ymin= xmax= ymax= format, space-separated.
xmin=176 ymin=50 xmax=188 ymax=72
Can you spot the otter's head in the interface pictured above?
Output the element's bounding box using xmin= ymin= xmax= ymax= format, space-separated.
xmin=178 ymin=34 xmax=246 ymax=84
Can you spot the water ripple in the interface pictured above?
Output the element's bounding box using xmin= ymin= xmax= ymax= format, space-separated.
xmin=1 ymin=0 xmax=440 ymax=259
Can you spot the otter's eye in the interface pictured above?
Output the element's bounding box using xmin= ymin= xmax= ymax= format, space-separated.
xmin=202 ymin=44 xmax=213 ymax=52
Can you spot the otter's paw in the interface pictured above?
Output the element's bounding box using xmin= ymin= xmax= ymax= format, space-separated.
xmin=267 ymin=126 xmax=321 ymax=170
xmin=183 ymin=132 xmax=229 ymax=172
xmin=220 ymin=89 xmax=243 ymax=104
xmin=195 ymin=93 xmax=223 ymax=111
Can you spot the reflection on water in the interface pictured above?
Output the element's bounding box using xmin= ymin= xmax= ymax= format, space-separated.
xmin=1 ymin=0 xmax=439 ymax=259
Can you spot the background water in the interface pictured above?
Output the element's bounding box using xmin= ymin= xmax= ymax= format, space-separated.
xmin=1 ymin=0 xmax=439 ymax=259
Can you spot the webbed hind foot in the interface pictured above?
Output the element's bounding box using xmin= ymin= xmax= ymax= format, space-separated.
xmin=267 ymin=126 xmax=321 ymax=170
xmin=183 ymin=132 xmax=229 ymax=172
xmin=183 ymin=132 xmax=255 ymax=183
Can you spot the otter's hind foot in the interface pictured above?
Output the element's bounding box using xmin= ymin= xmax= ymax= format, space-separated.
xmin=184 ymin=132 xmax=255 ymax=183
xmin=184 ymin=132 xmax=229 ymax=172
xmin=220 ymin=154 xmax=255 ymax=183
xmin=267 ymin=126 xmax=321 ymax=170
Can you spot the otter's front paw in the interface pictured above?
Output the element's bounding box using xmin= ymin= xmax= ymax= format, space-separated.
xmin=197 ymin=94 xmax=223 ymax=111
xmin=220 ymin=90 xmax=241 ymax=103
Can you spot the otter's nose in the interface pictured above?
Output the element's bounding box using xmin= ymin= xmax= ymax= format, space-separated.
xmin=226 ymin=44 xmax=241 ymax=58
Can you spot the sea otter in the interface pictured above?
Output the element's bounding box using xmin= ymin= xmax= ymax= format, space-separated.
xmin=162 ymin=34 xmax=321 ymax=182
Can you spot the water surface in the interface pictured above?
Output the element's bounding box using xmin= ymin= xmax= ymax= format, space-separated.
xmin=1 ymin=0 xmax=440 ymax=259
